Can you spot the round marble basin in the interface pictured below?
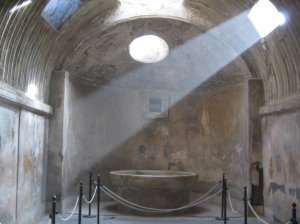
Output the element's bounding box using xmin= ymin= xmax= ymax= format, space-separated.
xmin=110 ymin=170 xmax=198 ymax=189
xmin=109 ymin=170 xmax=198 ymax=212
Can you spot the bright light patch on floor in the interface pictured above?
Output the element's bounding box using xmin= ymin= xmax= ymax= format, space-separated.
xmin=248 ymin=0 xmax=286 ymax=38
xmin=9 ymin=0 xmax=32 ymax=14
xmin=129 ymin=35 xmax=169 ymax=63
xmin=26 ymin=84 xmax=38 ymax=100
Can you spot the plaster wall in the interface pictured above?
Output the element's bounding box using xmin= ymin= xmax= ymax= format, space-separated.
xmin=47 ymin=71 xmax=68 ymax=208
xmin=16 ymin=110 xmax=47 ymax=223
xmin=0 ymin=103 xmax=19 ymax=224
xmin=0 ymin=101 xmax=48 ymax=224
xmin=262 ymin=108 xmax=300 ymax=222
xmin=61 ymin=78 xmax=250 ymax=205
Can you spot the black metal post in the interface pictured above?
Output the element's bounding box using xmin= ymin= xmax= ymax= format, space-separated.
xmin=221 ymin=173 xmax=225 ymax=218
xmin=88 ymin=172 xmax=92 ymax=215
xmin=243 ymin=186 xmax=248 ymax=224
xmin=216 ymin=174 xmax=228 ymax=221
xmin=224 ymin=179 xmax=227 ymax=224
xmin=78 ymin=182 xmax=83 ymax=224
xmin=97 ymin=175 xmax=100 ymax=224
xmin=51 ymin=195 xmax=56 ymax=224
xmin=216 ymin=174 xmax=225 ymax=220
xmin=84 ymin=172 xmax=96 ymax=218
xmin=291 ymin=202 xmax=298 ymax=224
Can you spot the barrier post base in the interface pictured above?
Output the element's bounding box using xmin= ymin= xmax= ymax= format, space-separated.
xmin=215 ymin=217 xmax=229 ymax=221
xmin=83 ymin=214 xmax=97 ymax=218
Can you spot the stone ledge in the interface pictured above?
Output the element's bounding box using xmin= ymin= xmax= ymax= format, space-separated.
xmin=259 ymin=95 xmax=300 ymax=115
xmin=0 ymin=84 xmax=53 ymax=116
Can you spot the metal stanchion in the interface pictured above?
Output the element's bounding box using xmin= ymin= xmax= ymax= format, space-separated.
xmin=97 ymin=175 xmax=101 ymax=224
xmin=78 ymin=182 xmax=83 ymax=224
xmin=222 ymin=173 xmax=225 ymax=219
xmin=51 ymin=195 xmax=56 ymax=224
xmin=224 ymin=179 xmax=227 ymax=224
xmin=243 ymin=186 xmax=248 ymax=224
xmin=216 ymin=173 xmax=229 ymax=221
xmin=291 ymin=202 xmax=298 ymax=224
xmin=84 ymin=172 xmax=96 ymax=218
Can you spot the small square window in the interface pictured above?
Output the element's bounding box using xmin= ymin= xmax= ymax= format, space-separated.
xmin=141 ymin=91 xmax=169 ymax=119
xmin=149 ymin=97 xmax=162 ymax=113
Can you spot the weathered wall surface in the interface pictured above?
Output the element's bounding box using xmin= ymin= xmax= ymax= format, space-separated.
xmin=0 ymin=103 xmax=19 ymax=224
xmin=248 ymin=79 xmax=265 ymax=208
xmin=47 ymin=71 xmax=68 ymax=209
xmin=262 ymin=106 xmax=300 ymax=222
xmin=17 ymin=110 xmax=47 ymax=223
xmin=61 ymin=78 xmax=250 ymax=204
xmin=0 ymin=100 xmax=48 ymax=224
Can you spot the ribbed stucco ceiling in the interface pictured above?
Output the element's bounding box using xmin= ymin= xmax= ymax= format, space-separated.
xmin=0 ymin=0 xmax=299 ymax=103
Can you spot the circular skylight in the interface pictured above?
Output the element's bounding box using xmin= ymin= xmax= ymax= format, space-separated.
xmin=129 ymin=35 xmax=169 ymax=63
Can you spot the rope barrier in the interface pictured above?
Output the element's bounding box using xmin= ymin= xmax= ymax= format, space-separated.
xmin=227 ymin=190 xmax=243 ymax=214
xmin=247 ymin=201 xmax=270 ymax=224
xmin=83 ymin=186 xmax=98 ymax=204
xmin=103 ymin=181 xmax=220 ymax=211
xmin=50 ymin=175 xmax=298 ymax=224
xmin=102 ymin=182 xmax=219 ymax=211
xmin=101 ymin=185 xmax=222 ymax=213
xmin=100 ymin=186 xmax=161 ymax=213
xmin=100 ymin=181 xmax=222 ymax=213
xmin=57 ymin=196 xmax=79 ymax=222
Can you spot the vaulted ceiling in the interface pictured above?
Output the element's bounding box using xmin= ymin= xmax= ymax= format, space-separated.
xmin=0 ymin=0 xmax=299 ymax=102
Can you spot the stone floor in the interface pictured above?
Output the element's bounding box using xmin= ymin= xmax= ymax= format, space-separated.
xmin=38 ymin=201 xmax=277 ymax=224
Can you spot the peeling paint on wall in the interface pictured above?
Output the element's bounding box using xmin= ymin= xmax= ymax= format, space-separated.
xmin=268 ymin=182 xmax=285 ymax=195
xmin=262 ymin=110 xmax=300 ymax=222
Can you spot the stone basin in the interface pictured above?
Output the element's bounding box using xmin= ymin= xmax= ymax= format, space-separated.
xmin=109 ymin=170 xmax=198 ymax=212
